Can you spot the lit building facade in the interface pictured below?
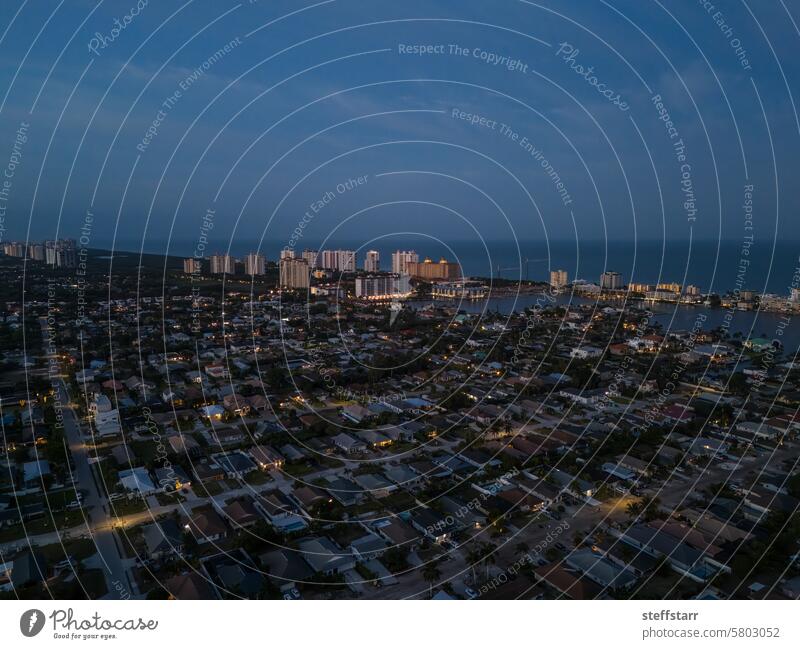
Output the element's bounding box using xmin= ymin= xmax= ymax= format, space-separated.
xmin=302 ymin=249 xmax=319 ymax=268
xmin=549 ymin=269 xmax=568 ymax=289
xmin=355 ymin=273 xmax=411 ymax=299
xmin=244 ymin=253 xmax=266 ymax=276
xmin=407 ymin=257 xmax=461 ymax=280
xmin=321 ymin=249 xmax=357 ymax=272
xmin=432 ymin=280 xmax=488 ymax=299
xmin=183 ymin=258 xmax=202 ymax=274
xmin=364 ymin=250 xmax=380 ymax=272
xmin=391 ymin=250 xmax=418 ymax=275
xmin=600 ymin=271 xmax=622 ymax=290
xmin=280 ymin=257 xmax=310 ymax=289
xmin=210 ymin=254 xmax=235 ymax=275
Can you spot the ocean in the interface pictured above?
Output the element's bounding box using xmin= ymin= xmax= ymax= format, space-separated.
xmin=133 ymin=237 xmax=800 ymax=296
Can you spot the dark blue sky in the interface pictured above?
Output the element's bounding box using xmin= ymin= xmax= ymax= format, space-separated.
xmin=1 ymin=0 xmax=799 ymax=255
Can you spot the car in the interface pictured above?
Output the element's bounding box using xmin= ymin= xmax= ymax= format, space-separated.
xmin=464 ymin=587 xmax=479 ymax=599
xmin=283 ymin=588 xmax=301 ymax=600
xmin=555 ymin=542 xmax=567 ymax=551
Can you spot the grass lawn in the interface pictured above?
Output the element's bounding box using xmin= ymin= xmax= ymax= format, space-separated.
xmin=155 ymin=491 xmax=186 ymax=506
xmin=0 ymin=510 xmax=85 ymax=543
xmin=380 ymin=490 xmax=417 ymax=512
xmin=283 ymin=461 xmax=314 ymax=477
xmin=193 ymin=480 xmax=225 ymax=497
xmin=54 ymin=568 xmax=109 ymax=599
xmin=37 ymin=538 xmax=97 ymax=563
xmin=108 ymin=497 xmax=148 ymax=517
xmin=355 ymin=562 xmax=377 ymax=581
xmin=329 ymin=524 xmax=369 ymax=547
xmin=244 ymin=470 xmax=273 ymax=486
xmin=630 ymin=572 xmax=702 ymax=599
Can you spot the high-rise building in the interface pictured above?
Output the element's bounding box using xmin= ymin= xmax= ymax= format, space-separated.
xmin=5 ymin=239 xmax=75 ymax=266
xmin=628 ymin=283 xmax=652 ymax=293
xmin=364 ymin=250 xmax=380 ymax=272
xmin=28 ymin=244 xmax=45 ymax=261
xmin=355 ymin=273 xmax=411 ymax=299
xmin=600 ymin=271 xmax=622 ymax=290
xmin=57 ymin=247 xmax=76 ymax=268
xmin=244 ymin=253 xmax=266 ymax=276
xmin=210 ymin=254 xmax=235 ymax=275
xmin=280 ymin=248 xmax=296 ymax=260
xmin=549 ymin=269 xmax=568 ymax=289
xmin=280 ymin=257 xmax=310 ymax=289
xmin=183 ymin=258 xmax=202 ymax=274
xmin=3 ymin=241 xmax=25 ymax=257
xmin=53 ymin=239 xmax=76 ymax=268
xmin=657 ymin=282 xmax=682 ymax=294
xmin=302 ymin=249 xmax=318 ymax=268
xmin=391 ymin=250 xmax=418 ymax=275
xmin=739 ymin=289 xmax=755 ymax=301
xmin=407 ymin=257 xmax=461 ymax=281
xmin=685 ymin=284 xmax=701 ymax=296
xmin=45 ymin=241 xmax=57 ymax=265
xmin=321 ymin=249 xmax=356 ymax=272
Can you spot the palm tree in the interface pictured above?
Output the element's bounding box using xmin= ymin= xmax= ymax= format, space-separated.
xmin=480 ymin=542 xmax=497 ymax=581
xmin=422 ymin=561 xmax=442 ymax=598
xmin=626 ymin=499 xmax=644 ymax=518
xmin=465 ymin=548 xmax=482 ymax=585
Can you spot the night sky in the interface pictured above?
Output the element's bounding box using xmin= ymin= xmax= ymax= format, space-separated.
xmin=0 ymin=0 xmax=798 ymax=255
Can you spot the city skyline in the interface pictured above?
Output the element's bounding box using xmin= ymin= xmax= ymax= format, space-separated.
xmin=2 ymin=0 xmax=800 ymax=636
